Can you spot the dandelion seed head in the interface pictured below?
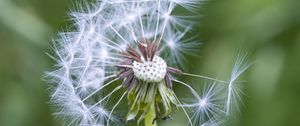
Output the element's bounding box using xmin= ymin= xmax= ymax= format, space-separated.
xmin=46 ymin=0 xmax=251 ymax=125
xmin=132 ymin=55 xmax=167 ymax=82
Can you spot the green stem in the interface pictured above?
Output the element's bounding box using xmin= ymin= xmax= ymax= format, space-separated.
xmin=145 ymin=101 xmax=157 ymax=126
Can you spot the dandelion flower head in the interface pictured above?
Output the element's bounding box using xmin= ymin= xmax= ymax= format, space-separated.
xmin=46 ymin=0 xmax=251 ymax=126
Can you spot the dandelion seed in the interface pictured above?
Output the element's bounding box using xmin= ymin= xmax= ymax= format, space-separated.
xmin=46 ymin=0 xmax=251 ymax=126
xmin=179 ymin=82 xmax=225 ymax=125
xmin=225 ymin=52 xmax=252 ymax=116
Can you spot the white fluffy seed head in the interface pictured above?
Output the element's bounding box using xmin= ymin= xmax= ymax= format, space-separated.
xmin=46 ymin=0 xmax=204 ymax=125
xmin=132 ymin=56 xmax=167 ymax=83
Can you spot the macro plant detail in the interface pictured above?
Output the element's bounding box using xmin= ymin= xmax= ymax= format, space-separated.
xmin=46 ymin=0 xmax=251 ymax=126
xmin=117 ymin=39 xmax=184 ymax=124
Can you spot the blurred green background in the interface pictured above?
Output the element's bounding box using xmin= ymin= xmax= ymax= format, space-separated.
xmin=0 ymin=0 xmax=300 ymax=126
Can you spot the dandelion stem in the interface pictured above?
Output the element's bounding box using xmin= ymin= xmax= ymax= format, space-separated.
xmin=145 ymin=101 xmax=157 ymax=126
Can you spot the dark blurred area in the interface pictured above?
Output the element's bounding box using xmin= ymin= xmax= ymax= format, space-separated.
xmin=0 ymin=0 xmax=299 ymax=126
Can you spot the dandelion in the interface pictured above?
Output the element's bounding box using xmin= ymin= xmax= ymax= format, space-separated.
xmin=46 ymin=0 xmax=251 ymax=126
